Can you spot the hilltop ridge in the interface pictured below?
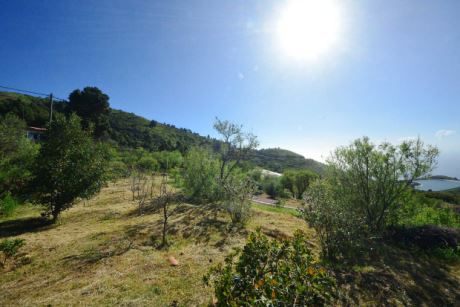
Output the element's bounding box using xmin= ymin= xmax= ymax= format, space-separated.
xmin=0 ymin=90 xmax=324 ymax=174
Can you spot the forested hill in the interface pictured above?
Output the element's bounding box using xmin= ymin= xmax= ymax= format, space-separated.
xmin=0 ymin=91 xmax=324 ymax=173
xmin=249 ymin=148 xmax=325 ymax=174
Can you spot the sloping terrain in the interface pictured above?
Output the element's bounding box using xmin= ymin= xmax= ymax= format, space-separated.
xmin=0 ymin=91 xmax=324 ymax=174
xmin=1 ymin=180 xmax=459 ymax=306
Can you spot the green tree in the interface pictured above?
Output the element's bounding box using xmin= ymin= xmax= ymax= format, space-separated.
xmin=181 ymin=147 xmax=220 ymax=203
xmin=32 ymin=114 xmax=109 ymax=222
xmin=68 ymin=87 xmax=110 ymax=138
xmin=0 ymin=114 xmax=39 ymax=198
xmin=262 ymin=177 xmax=285 ymax=199
xmin=213 ymin=118 xmax=258 ymax=182
xmin=327 ymin=137 xmax=438 ymax=231
xmin=302 ymin=137 xmax=439 ymax=259
xmin=282 ymin=170 xmax=318 ymax=199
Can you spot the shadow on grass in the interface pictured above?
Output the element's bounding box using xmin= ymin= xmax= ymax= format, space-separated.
xmin=333 ymin=242 xmax=460 ymax=306
xmin=62 ymin=237 xmax=133 ymax=267
xmin=123 ymin=203 xmax=248 ymax=249
xmin=0 ymin=217 xmax=53 ymax=238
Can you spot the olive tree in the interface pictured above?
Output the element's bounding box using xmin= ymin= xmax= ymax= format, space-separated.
xmin=303 ymin=137 xmax=438 ymax=259
xmin=33 ymin=114 xmax=109 ymax=222
xmin=213 ymin=118 xmax=258 ymax=182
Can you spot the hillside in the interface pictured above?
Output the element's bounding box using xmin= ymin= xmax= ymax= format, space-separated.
xmin=0 ymin=90 xmax=323 ymax=173
xmin=249 ymin=148 xmax=325 ymax=174
xmin=2 ymin=179 xmax=459 ymax=305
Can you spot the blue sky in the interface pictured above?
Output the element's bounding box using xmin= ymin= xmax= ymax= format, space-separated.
xmin=1 ymin=0 xmax=459 ymax=177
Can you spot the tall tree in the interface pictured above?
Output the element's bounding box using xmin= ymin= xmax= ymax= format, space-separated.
xmin=32 ymin=114 xmax=108 ymax=222
xmin=68 ymin=87 xmax=110 ymax=138
xmin=213 ymin=118 xmax=259 ymax=182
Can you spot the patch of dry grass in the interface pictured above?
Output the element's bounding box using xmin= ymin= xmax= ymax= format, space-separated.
xmin=0 ymin=179 xmax=309 ymax=306
xmin=1 ymin=179 xmax=459 ymax=306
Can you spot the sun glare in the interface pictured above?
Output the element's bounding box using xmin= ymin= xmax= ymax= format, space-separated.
xmin=277 ymin=0 xmax=342 ymax=61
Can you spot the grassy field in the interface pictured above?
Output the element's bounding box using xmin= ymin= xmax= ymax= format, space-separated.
xmin=1 ymin=179 xmax=460 ymax=306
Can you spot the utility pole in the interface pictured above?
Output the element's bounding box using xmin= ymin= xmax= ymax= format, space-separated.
xmin=49 ymin=93 xmax=53 ymax=124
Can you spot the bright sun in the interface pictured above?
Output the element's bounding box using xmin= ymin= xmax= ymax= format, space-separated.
xmin=277 ymin=0 xmax=342 ymax=61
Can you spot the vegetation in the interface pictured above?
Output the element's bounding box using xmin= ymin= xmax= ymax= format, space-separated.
xmin=262 ymin=176 xmax=286 ymax=199
xmin=0 ymin=114 xmax=39 ymax=198
xmin=204 ymin=230 xmax=335 ymax=306
xmin=68 ymin=87 xmax=111 ymax=138
xmin=281 ymin=169 xmax=319 ymax=199
xmin=303 ymin=137 xmax=439 ymax=259
xmin=32 ymin=114 xmax=109 ymax=222
xmin=0 ymin=91 xmax=324 ymax=174
xmin=249 ymin=148 xmax=325 ymax=174
xmin=181 ymin=147 xmax=220 ymax=203
xmin=0 ymin=89 xmax=459 ymax=305
xmin=395 ymin=192 xmax=460 ymax=228
xmin=0 ymin=193 xmax=19 ymax=217
xmin=151 ymin=174 xmax=183 ymax=247
xmin=0 ymin=238 xmax=25 ymax=267
xmin=1 ymin=179 xmax=459 ymax=305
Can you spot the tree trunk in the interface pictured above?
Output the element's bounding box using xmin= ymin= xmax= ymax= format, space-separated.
xmin=51 ymin=208 xmax=60 ymax=223
xmin=162 ymin=205 xmax=168 ymax=247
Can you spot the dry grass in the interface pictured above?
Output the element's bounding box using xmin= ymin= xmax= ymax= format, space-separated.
xmin=0 ymin=179 xmax=309 ymax=306
xmin=1 ymin=179 xmax=459 ymax=306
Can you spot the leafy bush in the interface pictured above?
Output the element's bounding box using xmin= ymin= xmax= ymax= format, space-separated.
xmin=152 ymin=150 xmax=183 ymax=171
xmin=326 ymin=137 xmax=438 ymax=232
xmin=222 ymin=176 xmax=255 ymax=225
xmin=0 ymin=114 xmax=39 ymax=198
xmin=395 ymin=193 xmax=460 ymax=228
xmin=262 ymin=177 xmax=286 ymax=199
xmin=302 ymin=180 xmax=367 ymax=260
xmin=0 ymin=238 xmax=25 ymax=266
xmin=0 ymin=192 xmax=19 ymax=217
xmin=281 ymin=169 xmax=318 ymax=199
xmin=422 ymin=191 xmax=460 ymax=206
xmin=204 ymin=230 xmax=335 ymax=306
xmin=181 ymin=147 xmax=220 ymax=203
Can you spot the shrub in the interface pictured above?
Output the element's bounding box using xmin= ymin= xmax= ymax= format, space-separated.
xmin=0 ymin=238 xmax=25 ymax=267
xmin=181 ymin=147 xmax=220 ymax=203
xmin=302 ymin=180 xmax=367 ymax=260
xmin=0 ymin=192 xmax=19 ymax=217
xmin=422 ymin=191 xmax=460 ymax=206
xmin=281 ymin=170 xmax=318 ymax=199
xmin=394 ymin=193 xmax=460 ymax=228
xmin=222 ymin=177 xmax=255 ymax=225
xmin=262 ymin=177 xmax=286 ymax=199
xmin=204 ymin=230 xmax=335 ymax=306
xmin=0 ymin=114 xmax=39 ymax=198
xmin=326 ymin=137 xmax=438 ymax=232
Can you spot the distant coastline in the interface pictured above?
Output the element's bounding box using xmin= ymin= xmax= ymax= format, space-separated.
xmin=418 ymin=175 xmax=459 ymax=181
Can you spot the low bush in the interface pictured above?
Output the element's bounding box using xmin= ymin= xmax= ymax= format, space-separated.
xmin=204 ymin=230 xmax=336 ymax=306
xmin=262 ymin=177 xmax=287 ymax=199
xmin=422 ymin=191 xmax=460 ymax=205
xmin=222 ymin=177 xmax=255 ymax=225
xmin=395 ymin=193 xmax=460 ymax=228
xmin=0 ymin=238 xmax=25 ymax=267
xmin=302 ymin=180 xmax=367 ymax=260
xmin=0 ymin=192 xmax=19 ymax=217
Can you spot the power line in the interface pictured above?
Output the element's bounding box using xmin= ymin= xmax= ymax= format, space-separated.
xmin=0 ymin=84 xmax=66 ymax=101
